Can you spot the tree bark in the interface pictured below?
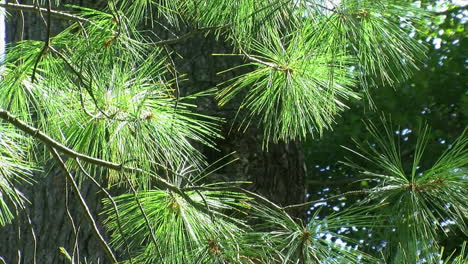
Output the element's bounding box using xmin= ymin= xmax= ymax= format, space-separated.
xmin=0 ymin=168 xmax=107 ymax=264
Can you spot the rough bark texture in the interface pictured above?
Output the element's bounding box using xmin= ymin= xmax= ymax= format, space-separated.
xmin=0 ymin=1 xmax=306 ymax=262
xmin=0 ymin=168 xmax=107 ymax=264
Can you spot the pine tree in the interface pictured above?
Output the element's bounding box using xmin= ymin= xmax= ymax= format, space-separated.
xmin=0 ymin=0 xmax=466 ymax=263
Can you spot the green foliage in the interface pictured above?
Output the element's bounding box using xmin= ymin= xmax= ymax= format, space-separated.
xmin=244 ymin=205 xmax=379 ymax=263
xmin=0 ymin=0 xmax=466 ymax=263
xmin=103 ymin=189 xmax=249 ymax=263
xmin=102 ymin=188 xmax=380 ymax=263
xmin=0 ymin=125 xmax=34 ymax=226
xmin=438 ymin=242 xmax=468 ymax=264
xmin=215 ymin=0 xmax=427 ymax=142
xmin=343 ymin=120 xmax=467 ymax=262
xmin=0 ymin=40 xmax=47 ymax=122
xmin=217 ymin=29 xmax=358 ymax=143
xmin=329 ymin=0 xmax=428 ymax=87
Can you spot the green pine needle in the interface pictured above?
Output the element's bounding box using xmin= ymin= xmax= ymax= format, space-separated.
xmin=343 ymin=120 xmax=467 ymax=261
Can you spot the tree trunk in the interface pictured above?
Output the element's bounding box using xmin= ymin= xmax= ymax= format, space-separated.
xmin=0 ymin=168 xmax=107 ymax=264
xmin=0 ymin=2 xmax=306 ymax=263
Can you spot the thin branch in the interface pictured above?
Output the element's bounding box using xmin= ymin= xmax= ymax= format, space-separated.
xmin=33 ymin=0 xmax=48 ymax=27
xmin=64 ymin=178 xmax=80 ymax=263
xmin=49 ymin=47 xmax=130 ymax=122
xmin=1 ymin=2 xmax=228 ymax=47
xmin=307 ymin=178 xmax=373 ymax=186
xmin=283 ymin=190 xmax=370 ymax=210
xmin=174 ymin=172 xmax=216 ymax=222
xmin=0 ymin=2 xmax=91 ymax=24
xmin=49 ymin=147 xmax=118 ymax=263
xmin=182 ymin=186 xmax=280 ymax=210
xmin=14 ymin=206 xmax=22 ymax=264
xmin=241 ymin=50 xmax=287 ymax=71
xmin=24 ymin=211 xmax=37 ymax=264
xmin=0 ymin=108 xmax=211 ymax=217
xmin=283 ymin=186 xmax=400 ymax=210
xmin=153 ymin=30 xmax=199 ymax=46
xmin=163 ymin=46 xmax=180 ymax=111
xmin=124 ymin=176 xmax=163 ymax=259
xmin=313 ymin=2 xmax=337 ymax=13
xmin=152 ymin=25 xmax=229 ymax=46
xmin=49 ymin=46 xmax=154 ymax=122
xmin=233 ymin=37 xmax=288 ymax=71
xmin=76 ymin=158 xmax=134 ymax=264
xmin=14 ymin=0 xmax=25 ymax=43
xmin=182 ymin=185 xmax=296 ymax=224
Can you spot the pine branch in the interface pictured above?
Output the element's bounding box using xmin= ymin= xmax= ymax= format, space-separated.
xmin=0 ymin=108 xmax=212 ymax=218
xmin=0 ymin=2 xmax=91 ymax=24
xmin=183 ymin=185 xmax=297 ymax=223
xmin=0 ymin=109 xmax=123 ymax=170
xmin=1 ymin=3 xmax=228 ymax=48
xmin=50 ymin=147 xmax=118 ymax=263
xmin=152 ymin=25 xmax=229 ymax=46
xmin=31 ymin=0 xmax=52 ymax=83
xmin=124 ymin=176 xmax=163 ymax=259
xmin=76 ymin=159 xmax=134 ymax=264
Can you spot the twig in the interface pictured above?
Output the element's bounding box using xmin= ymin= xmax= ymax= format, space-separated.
xmin=307 ymin=178 xmax=373 ymax=186
xmin=153 ymin=30 xmax=199 ymax=46
xmin=0 ymin=109 xmax=123 ymax=170
xmin=152 ymin=25 xmax=229 ymax=46
xmin=0 ymin=2 xmax=91 ymax=24
xmin=233 ymin=36 xmax=289 ymax=72
xmin=76 ymin=158 xmax=134 ymax=264
xmin=124 ymin=177 xmax=163 ymax=259
xmin=14 ymin=206 xmax=22 ymax=264
xmin=0 ymin=108 xmax=211 ymax=218
xmin=64 ymin=177 xmax=80 ymax=263
xmin=435 ymin=5 xmax=467 ymax=15
xmin=31 ymin=0 xmax=52 ymax=83
xmin=14 ymin=0 xmax=25 ymax=42
xmin=50 ymin=46 xmax=158 ymax=122
xmin=0 ymin=2 xmax=228 ymax=47
xmin=174 ymin=173 xmax=216 ymax=222
xmin=283 ymin=189 xmax=373 ymax=210
xmin=182 ymin=185 xmax=296 ymax=224
xmin=24 ymin=211 xmax=37 ymax=264
xmin=313 ymin=2 xmax=337 ymax=13
xmin=49 ymin=147 xmax=118 ymax=263
xmin=163 ymin=46 xmax=180 ymax=111
xmin=49 ymin=47 xmax=130 ymax=122
xmin=241 ymin=50 xmax=288 ymax=71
